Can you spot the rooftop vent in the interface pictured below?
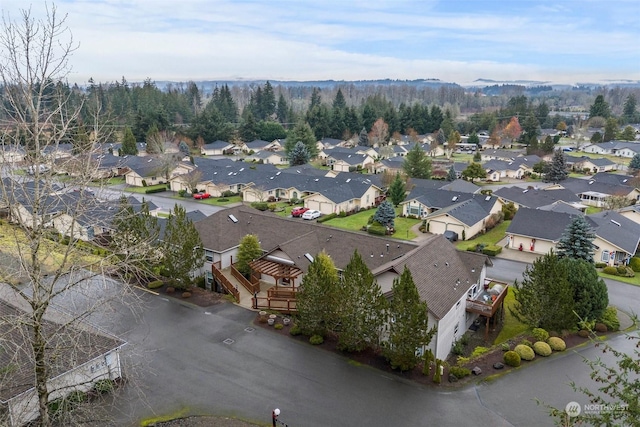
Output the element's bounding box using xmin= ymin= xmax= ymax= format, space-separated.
xmin=239 ymin=168 xmax=244 ymax=172
xmin=523 ymin=189 xmax=529 ymax=193
xmin=589 ymin=180 xmax=594 ymax=184
xmin=228 ymin=214 xmax=238 ymax=223
xmin=452 ymin=196 xmax=458 ymax=201
xmin=304 ymin=253 xmax=314 ymax=262
xmin=485 ymin=196 xmax=491 ymax=201
xmin=346 ymin=178 xmax=351 ymax=183
xmin=611 ymin=220 xmax=621 ymax=226
xmin=276 ymin=171 xmax=281 ymax=175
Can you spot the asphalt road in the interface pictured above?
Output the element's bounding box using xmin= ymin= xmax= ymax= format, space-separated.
xmin=105 ymin=265 xmax=639 ymax=427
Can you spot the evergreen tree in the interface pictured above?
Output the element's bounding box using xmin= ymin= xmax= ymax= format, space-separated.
xmin=603 ymin=117 xmax=618 ymax=142
xmin=373 ymin=200 xmax=396 ymax=228
xmin=337 ymin=251 xmax=388 ymax=352
xmin=473 ymin=151 xmax=481 ymax=162
xmin=332 ymin=88 xmax=347 ymax=110
xmin=628 ymin=153 xmax=640 ymax=173
xmin=358 ymin=127 xmax=369 ymax=147
xmin=388 ymin=172 xmax=406 ymax=206
xmin=620 ymin=125 xmax=636 ymax=141
xmin=589 ymin=94 xmax=611 ymax=119
xmin=540 ymin=135 xmax=555 ymax=153
xmin=467 ymin=131 xmax=480 ymax=147
xmin=384 ymin=267 xmax=436 ymax=371
xmin=121 ymin=126 xmax=138 ymax=155
xmin=235 ymin=234 xmax=263 ymax=276
xmin=623 ymin=94 xmax=637 ymax=121
xmin=590 ymin=131 xmax=603 ymax=143
xmin=239 ymin=111 xmax=258 ymax=142
xmin=260 ymin=81 xmax=276 ymax=120
xmin=520 ymin=113 xmax=540 ymax=145
xmin=309 ymin=87 xmax=322 ymax=111
xmin=162 ymin=204 xmax=204 ymax=289
xmin=285 ymin=120 xmax=317 ymax=157
xmin=289 ymin=141 xmax=310 ymax=166
xmin=543 ymin=150 xmax=568 ymax=183
xmin=556 ymin=215 xmax=596 ymax=262
xmin=446 ymin=165 xmax=456 ymax=181
xmin=257 ymin=120 xmax=287 ymax=141
xmin=403 ymin=143 xmax=432 ymax=179
xmin=276 ymin=93 xmax=289 ymax=124
xmin=562 ymin=258 xmax=608 ymax=322
xmin=435 ymin=129 xmax=446 ymax=145
xmin=296 ymin=251 xmax=340 ymax=337
xmin=178 ymin=140 xmax=190 ymax=156
xmin=511 ymin=251 xmax=576 ymax=331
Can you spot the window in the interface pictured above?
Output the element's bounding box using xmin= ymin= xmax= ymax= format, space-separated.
xmin=601 ymin=250 xmax=610 ymax=262
xmin=467 ymin=284 xmax=478 ymax=299
xmin=205 ymin=271 xmax=213 ymax=284
xmin=454 ymin=324 xmax=459 ymax=336
xmin=205 ymin=250 xmax=214 ymax=262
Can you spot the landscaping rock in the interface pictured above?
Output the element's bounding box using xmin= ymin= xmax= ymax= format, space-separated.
xmin=493 ymin=362 xmax=504 ymax=370
xmin=448 ymin=373 xmax=458 ymax=383
xmin=472 ymin=366 xmax=482 ymax=376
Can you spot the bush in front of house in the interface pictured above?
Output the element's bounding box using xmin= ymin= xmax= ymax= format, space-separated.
xmin=602 ymin=266 xmax=618 ymax=275
xmin=503 ymin=351 xmax=521 ymax=367
xmin=367 ymin=221 xmax=386 ymax=236
xmin=629 ymin=257 xmax=640 ymax=272
xmin=309 ymin=335 xmax=324 ymax=345
xmin=595 ymin=323 xmax=608 ymax=333
xmin=533 ymin=341 xmax=552 ymax=357
xmin=251 ymin=202 xmax=269 ymax=211
xmin=514 ymin=344 xmax=535 ymax=361
xmin=470 ymin=346 xmax=490 ymax=358
xmin=317 ymin=213 xmax=337 ymax=223
xmin=449 ymin=366 xmax=471 ymax=379
xmin=289 ymin=324 xmax=302 ymax=336
xmin=547 ymin=337 xmax=566 ymax=351
xmin=599 ymin=306 xmax=620 ymax=331
xmin=595 ymin=262 xmax=607 ymax=268
xmin=274 ymin=323 xmax=284 ymax=330
xmin=532 ymin=328 xmax=549 ymax=342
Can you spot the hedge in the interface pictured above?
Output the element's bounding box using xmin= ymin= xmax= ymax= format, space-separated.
xmin=317 ymin=213 xmax=337 ymax=223
xmin=144 ymin=186 xmax=167 ymax=194
xmin=629 ymin=257 xmax=640 ymax=272
xmin=482 ymin=245 xmax=502 ymax=256
xmin=602 ymin=266 xmax=618 ymax=275
xmin=503 ymin=351 xmax=521 ymax=367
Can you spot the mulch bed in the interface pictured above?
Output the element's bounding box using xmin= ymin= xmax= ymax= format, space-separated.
xmin=253 ymin=313 xmax=601 ymax=388
xmin=153 ymin=284 xmax=225 ymax=307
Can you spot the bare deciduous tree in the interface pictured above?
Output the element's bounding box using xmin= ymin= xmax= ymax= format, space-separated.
xmin=0 ymin=6 xmax=147 ymax=426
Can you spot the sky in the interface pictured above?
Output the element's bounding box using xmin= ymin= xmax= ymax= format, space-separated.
xmin=1 ymin=0 xmax=639 ymax=86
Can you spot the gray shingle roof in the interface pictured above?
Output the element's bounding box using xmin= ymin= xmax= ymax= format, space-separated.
xmin=506 ymin=207 xmax=586 ymax=241
xmin=494 ymin=186 xmax=582 ymax=208
xmin=588 ymin=210 xmax=640 ymax=254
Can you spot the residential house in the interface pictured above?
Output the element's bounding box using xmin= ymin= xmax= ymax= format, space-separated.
xmin=424 ymin=195 xmax=504 ymax=240
xmin=200 ymin=140 xmax=235 ymax=156
xmin=480 ymin=149 xmax=526 ymax=162
xmin=194 ymin=206 xmax=492 ymax=360
xmin=506 ymin=207 xmax=640 ymax=264
xmin=493 ymin=186 xmax=584 ymax=210
xmin=124 ymin=155 xmax=187 ymax=187
xmin=483 ymin=155 xmax=541 ymax=181
xmin=0 ymin=145 xmax=26 ymax=164
xmin=573 ymin=156 xmax=618 ymax=173
xmin=325 ymin=151 xmax=375 ymax=172
xmin=241 ymin=139 xmax=279 ymax=153
xmin=0 ymin=286 xmax=125 ymax=427
xmin=558 ymin=177 xmax=640 ymax=207
xmin=244 ymin=150 xmax=289 ymax=165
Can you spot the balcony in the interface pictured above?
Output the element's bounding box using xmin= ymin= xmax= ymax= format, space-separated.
xmin=466 ymin=279 xmax=509 ymax=317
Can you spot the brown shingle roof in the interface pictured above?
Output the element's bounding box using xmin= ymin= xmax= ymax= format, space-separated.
xmin=0 ymin=296 xmax=125 ymax=402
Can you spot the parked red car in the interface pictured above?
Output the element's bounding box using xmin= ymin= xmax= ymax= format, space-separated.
xmin=193 ymin=192 xmax=211 ymax=199
xmin=291 ymin=207 xmax=309 ymax=217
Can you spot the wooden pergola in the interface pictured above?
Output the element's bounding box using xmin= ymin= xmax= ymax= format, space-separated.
xmin=249 ymin=259 xmax=304 ymax=289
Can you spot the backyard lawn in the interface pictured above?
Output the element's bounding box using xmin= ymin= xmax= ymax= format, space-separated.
xmin=456 ymin=220 xmax=510 ymax=251
xmin=493 ymin=287 xmax=529 ymax=345
xmin=126 ymin=184 xmax=167 ymax=194
xmin=322 ymin=208 xmax=421 ymax=241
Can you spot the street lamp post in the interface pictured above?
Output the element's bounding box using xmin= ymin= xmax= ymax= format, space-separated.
xmin=272 ymin=408 xmax=288 ymax=426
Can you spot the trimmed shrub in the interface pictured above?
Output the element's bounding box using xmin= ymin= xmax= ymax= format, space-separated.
xmin=595 ymin=262 xmax=607 ymax=268
xmin=251 ymin=202 xmax=269 ymax=211
xmin=533 ymin=341 xmax=552 ymax=357
xmin=471 ymin=346 xmax=490 ymax=358
xmin=144 ymin=186 xmax=166 ymax=194
xmin=532 ymin=328 xmax=549 ymax=342
xmin=367 ymin=222 xmax=386 ymax=236
xmin=617 ymin=265 xmax=628 ymax=275
xmin=602 ymin=266 xmax=618 ymax=275
xmin=577 ymin=329 xmax=590 ymax=338
xmin=274 ymin=324 xmax=284 ymax=330
xmin=317 ymin=213 xmax=337 ymax=223
xmin=482 ymin=245 xmax=502 ymax=256
xmin=618 ymin=266 xmax=635 ymax=277
xmin=500 ymin=342 xmax=510 ymax=352
xmin=309 ymin=335 xmax=324 ymax=345
xmin=181 ymin=291 xmax=192 ymax=298
xmin=503 ymin=351 xmax=521 ymax=367
xmin=449 ymin=366 xmax=471 ymax=379
xmin=547 ymin=337 xmax=566 ymax=351
xmin=599 ymin=306 xmax=620 ymax=332
xmin=289 ymin=325 xmax=302 ymax=336
xmin=514 ymin=344 xmax=535 ymax=361
xmin=594 ymin=323 xmax=608 ymax=333
xmin=519 ymin=339 xmax=533 ymax=348
xmin=147 ymin=280 xmax=164 ymax=290
xmin=629 ymin=257 xmax=640 ymax=272
xmin=456 ymin=356 xmax=470 ymax=366
xmin=451 ymin=340 xmax=465 ymax=356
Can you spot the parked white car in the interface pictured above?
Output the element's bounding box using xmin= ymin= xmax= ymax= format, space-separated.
xmin=301 ymin=209 xmax=321 ymax=220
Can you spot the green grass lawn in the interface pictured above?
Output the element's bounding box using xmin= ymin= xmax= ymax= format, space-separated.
xmin=598 ymin=271 xmax=640 ymax=287
xmin=585 ymin=206 xmax=602 ymax=214
xmin=322 ymin=208 xmax=421 ymax=241
xmin=456 ymin=220 xmax=510 ymax=251
xmin=493 ymin=287 xmax=530 ymax=345
xmin=200 ymin=195 xmax=243 ymax=206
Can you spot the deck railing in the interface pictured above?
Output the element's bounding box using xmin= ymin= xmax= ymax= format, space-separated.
xmin=212 ymin=261 xmax=240 ymax=302
xmin=230 ymin=263 xmax=261 ymax=294
xmin=254 ymin=296 xmax=297 ymax=313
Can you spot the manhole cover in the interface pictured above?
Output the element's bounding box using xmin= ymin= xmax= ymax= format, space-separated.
xmin=244 ymin=327 xmax=255 ymax=333
xmin=223 ymin=338 xmax=234 ymax=345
